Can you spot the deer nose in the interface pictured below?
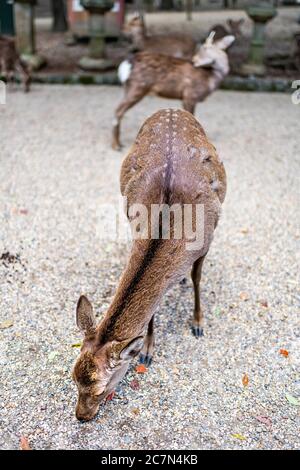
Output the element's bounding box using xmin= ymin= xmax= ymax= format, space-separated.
xmin=75 ymin=409 xmax=92 ymax=422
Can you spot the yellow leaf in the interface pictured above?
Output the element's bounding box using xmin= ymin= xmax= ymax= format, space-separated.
xmin=232 ymin=433 xmax=247 ymax=441
xmin=0 ymin=319 xmax=14 ymax=329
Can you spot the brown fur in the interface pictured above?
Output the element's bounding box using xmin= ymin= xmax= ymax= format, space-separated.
xmin=112 ymin=33 xmax=234 ymax=150
xmin=0 ymin=35 xmax=31 ymax=92
xmin=123 ymin=14 xmax=196 ymax=59
xmin=209 ymin=19 xmax=244 ymax=41
xmin=73 ymin=109 xmax=226 ymax=421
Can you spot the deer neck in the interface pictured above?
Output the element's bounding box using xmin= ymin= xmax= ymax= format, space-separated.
xmin=132 ymin=29 xmax=147 ymax=49
xmin=208 ymin=61 xmax=229 ymax=92
xmin=98 ymin=239 xmax=187 ymax=343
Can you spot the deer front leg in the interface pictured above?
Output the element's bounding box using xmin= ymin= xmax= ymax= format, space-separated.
xmin=112 ymin=86 xmax=148 ymax=150
xmin=139 ymin=315 xmax=155 ymax=366
xmin=191 ymin=255 xmax=206 ymax=337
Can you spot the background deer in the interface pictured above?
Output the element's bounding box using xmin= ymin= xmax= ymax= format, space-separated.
xmin=123 ymin=13 xmax=197 ymax=59
xmin=0 ymin=35 xmax=31 ymax=92
xmin=209 ymin=18 xmax=244 ymax=41
xmin=73 ymin=108 xmax=226 ymax=421
xmin=112 ymin=32 xmax=234 ymax=150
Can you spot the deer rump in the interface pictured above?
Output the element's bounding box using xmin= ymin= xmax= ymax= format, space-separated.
xmin=120 ymin=109 xmax=226 ymax=265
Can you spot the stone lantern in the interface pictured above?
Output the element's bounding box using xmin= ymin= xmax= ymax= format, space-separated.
xmin=241 ymin=2 xmax=277 ymax=76
xmin=79 ymin=0 xmax=114 ymax=70
xmin=14 ymin=0 xmax=45 ymax=69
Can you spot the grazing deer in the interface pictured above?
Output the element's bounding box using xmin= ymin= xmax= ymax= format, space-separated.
xmin=209 ymin=18 xmax=244 ymax=41
xmin=0 ymin=35 xmax=31 ymax=92
xmin=73 ymin=108 xmax=226 ymax=421
xmin=112 ymin=32 xmax=234 ymax=150
xmin=123 ymin=13 xmax=197 ymax=59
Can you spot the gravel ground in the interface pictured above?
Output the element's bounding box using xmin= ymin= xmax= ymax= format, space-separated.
xmin=0 ymin=85 xmax=299 ymax=450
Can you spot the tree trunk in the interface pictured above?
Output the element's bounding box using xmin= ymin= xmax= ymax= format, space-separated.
xmin=51 ymin=0 xmax=68 ymax=32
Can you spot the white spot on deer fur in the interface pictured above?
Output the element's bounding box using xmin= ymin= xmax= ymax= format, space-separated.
xmin=118 ymin=60 xmax=132 ymax=83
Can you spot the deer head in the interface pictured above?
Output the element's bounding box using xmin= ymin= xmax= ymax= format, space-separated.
xmin=192 ymin=32 xmax=235 ymax=74
xmin=72 ymin=295 xmax=144 ymax=421
xmin=227 ymin=18 xmax=244 ymax=38
xmin=122 ymin=13 xmax=146 ymax=38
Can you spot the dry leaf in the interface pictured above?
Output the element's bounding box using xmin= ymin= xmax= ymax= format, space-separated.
xmin=242 ymin=374 xmax=249 ymax=387
xmin=256 ymin=415 xmax=272 ymax=427
xmin=19 ymin=209 xmax=28 ymax=215
xmin=279 ymin=349 xmax=289 ymax=357
xmin=231 ymin=433 xmax=247 ymax=441
xmin=106 ymin=391 xmax=115 ymax=401
xmin=131 ymin=407 xmax=140 ymax=415
xmin=239 ymin=292 xmax=250 ymax=301
xmin=135 ymin=364 xmax=148 ymax=374
xmin=0 ymin=319 xmax=14 ymax=330
xmin=129 ymin=379 xmax=140 ymax=390
xmin=285 ymin=393 xmax=299 ymax=406
xmin=20 ymin=436 xmax=31 ymax=450
xmin=259 ymin=299 xmax=268 ymax=308
xmin=240 ymin=228 xmax=249 ymax=234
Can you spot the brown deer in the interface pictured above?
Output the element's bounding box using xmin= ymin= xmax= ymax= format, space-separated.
xmin=0 ymin=35 xmax=31 ymax=92
xmin=209 ymin=18 xmax=244 ymax=41
xmin=73 ymin=108 xmax=226 ymax=421
xmin=112 ymin=32 xmax=234 ymax=150
xmin=123 ymin=13 xmax=197 ymax=59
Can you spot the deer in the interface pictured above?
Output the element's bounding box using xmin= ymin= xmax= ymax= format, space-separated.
xmin=73 ymin=108 xmax=226 ymax=421
xmin=0 ymin=35 xmax=31 ymax=93
xmin=112 ymin=32 xmax=234 ymax=150
xmin=122 ymin=13 xmax=197 ymax=59
xmin=209 ymin=18 xmax=244 ymax=41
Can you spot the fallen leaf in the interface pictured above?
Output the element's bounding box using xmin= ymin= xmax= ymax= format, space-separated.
xmin=71 ymin=342 xmax=82 ymax=348
xmin=214 ymin=307 xmax=221 ymax=316
xmin=106 ymin=391 xmax=115 ymax=401
xmin=259 ymin=299 xmax=268 ymax=308
xmin=231 ymin=433 xmax=247 ymax=441
xmin=48 ymin=351 xmax=59 ymax=361
xmin=240 ymin=227 xmax=249 ymax=234
xmin=285 ymin=393 xmax=299 ymax=406
xmin=129 ymin=379 xmax=140 ymax=390
xmin=256 ymin=415 xmax=272 ymax=427
xmin=19 ymin=209 xmax=28 ymax=215
xmin=20 ymin=436 xmax=31 ymax=450
xmin=279 ymin=349 xmax=289 ymax=357
xmin=0 ymin=319 xmax=14 ymax=330
xmin=242 ymin=374 xmax=249 ymax=387
xmin=135 ymin=364 xmax=148 ymax=374
xmin=239 ymin=292 xmax=250 ymax=301
xmin=131 ymin=407 xmax=140 ymax=415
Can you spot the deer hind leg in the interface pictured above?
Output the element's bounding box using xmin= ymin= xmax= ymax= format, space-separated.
xmin=112 ymin=85 xmax=148 ymax=150
xmin=182 ymin=97 xmax=196 ymax=115
xmin=16 ymin=59 xmax=30 ymax=93
xmin=191 ymin=255 xmax=206 ymax=337
xmin=139 ymin=315 xmax=155 ymax=367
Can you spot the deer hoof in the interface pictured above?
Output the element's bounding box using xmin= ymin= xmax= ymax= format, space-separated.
xmin=139 ymin=353 xmax=153 ymax=367
xmin=112 ymin=141 xmax=123 ymax=151
xmin=192 ymin=326 xmax=204 ymax=338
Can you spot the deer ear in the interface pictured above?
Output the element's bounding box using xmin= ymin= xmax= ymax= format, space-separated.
xmin=215 ymin=35 xmax=235 ymax=50
xmin=115 ymin=337 xmax=144 ymax=361
xmin=76 ymin=295 xmax=96 ymax=337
